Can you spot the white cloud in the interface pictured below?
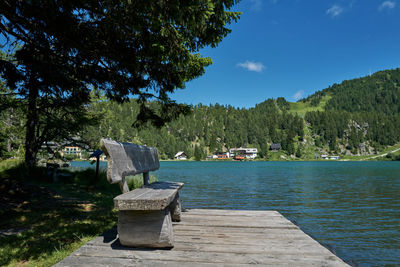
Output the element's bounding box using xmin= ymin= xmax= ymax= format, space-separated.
xmin=379 ymin=1 xmax=396 ymax=11
xmin=292 ymin=90 xmax=304 ymax=101
xmin=237 ymin=61 xmax=265 ymax=72
xmin=326 ymin=5 xmax=344 ymax=18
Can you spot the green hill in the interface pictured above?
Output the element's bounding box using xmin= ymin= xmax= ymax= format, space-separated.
xmin=300 ymin=68 xmax=400 ymax=114
xmin=288 ymin=95 xmax=331 ymax=117
xmin=297 ymin=68 xmax=400 ymax=156
xmin=2 ymin=69 xmax=400 ymax=161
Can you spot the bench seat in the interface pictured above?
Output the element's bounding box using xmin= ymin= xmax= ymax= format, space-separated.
xmin=114 ymin=181 xmax=184 ymax=210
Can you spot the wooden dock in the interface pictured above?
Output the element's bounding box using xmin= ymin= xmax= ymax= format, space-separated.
xmin=55 ymin=209 xmax=349 ymax=266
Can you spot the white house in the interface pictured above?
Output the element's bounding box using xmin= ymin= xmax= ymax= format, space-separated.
xmin=321 ymin=154 xmax=339 ymax=160
xmin=60 ymin=145 xmax=82 ymax=158
xmin=174 ymin=151 xmax=187 ymax=160
xmin=229 ymin=147 xmax=258 ymax=159
xmin=213 ymin=152 xmax=229 ymax=159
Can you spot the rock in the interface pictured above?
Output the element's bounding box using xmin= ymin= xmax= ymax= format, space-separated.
xmin=100 ymin=138 xmax=159 ymax=185
xmin=118 ymin=209 xmax=174 ymax=248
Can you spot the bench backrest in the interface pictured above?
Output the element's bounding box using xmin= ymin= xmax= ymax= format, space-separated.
xmin=100 ymin=138 xmax=160 ymax=193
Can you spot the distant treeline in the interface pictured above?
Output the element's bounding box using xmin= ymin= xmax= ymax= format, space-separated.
xmin=82 ymin=99 xmax=304 ymax=159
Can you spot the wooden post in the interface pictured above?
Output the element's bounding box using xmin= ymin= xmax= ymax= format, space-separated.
xmin=95 ymin=155 xmax=100 ymax=181
xmin=143 ymin=172 xmax=150 ymax=185
xmin=89 ymin=149 xmax=103 ymax=182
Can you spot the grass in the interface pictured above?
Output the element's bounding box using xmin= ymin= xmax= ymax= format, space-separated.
xmin=0 ymin=159 xmax=156 ymax=267
xmin=126 ymin=174 xmax=157 ymax=190
xmin=288 ymin=95 xmax=331 ymax=117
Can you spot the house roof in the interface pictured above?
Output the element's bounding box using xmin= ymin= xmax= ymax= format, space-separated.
xmin=175 ymin=151 xmax=186 ymax=157
xmin=270 ymin=143 xmax=281 ymax=149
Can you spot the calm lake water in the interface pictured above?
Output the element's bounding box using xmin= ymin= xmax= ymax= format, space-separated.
xmin=71 ymin=161 xmax=400 ymax=266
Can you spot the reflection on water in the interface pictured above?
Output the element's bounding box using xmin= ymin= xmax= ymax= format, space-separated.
xmin=154 ymin=161 xmax=400 ymax=266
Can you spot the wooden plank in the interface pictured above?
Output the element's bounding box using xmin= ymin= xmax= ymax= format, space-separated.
xmin=173 ymin=224 xmax=299 ymax=233
xmin=186 ymin=209 xmax=282 ymax=217
xmin=55 ymin=209 xmax=349 ymax=266
xmin=180 ymin=213 xmax=294 ymax=223
xmin=172 ymin=229 xmax=310 ymax=239
xmin=67 ymin=245 xmax=345 ymax=266
xmin=87 ymin=238 xmax=333 ymax=255
xmin=92 ymin=224 xmax=304 ymax=240
xmin=174 ymin=218 xmax=296 ymax=228
xmin=88 ymin=226 xmax=315 ymax=249
xmin=114 ymin=181 xmax=184 ymax=210
xmin=89 ymin=232 xmax=316 ymax=248
xmin=54 ymin=255 xmax=319 ymax=267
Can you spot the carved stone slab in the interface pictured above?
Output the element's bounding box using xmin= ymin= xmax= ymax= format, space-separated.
xmin=114 ymin=181 xmax=184 ymax=211
xmin=100 ymin=138 xmax=160 ymax=184
xmin=118 ymin=209 xmax=174 ymax=248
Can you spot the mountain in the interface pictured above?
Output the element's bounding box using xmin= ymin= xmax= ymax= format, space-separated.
xmin=78 ymin=68 xmax=400 ymax=160
xmin=301 ymin=68 xmax=400 ymax=114
xmin=2 ymin=69 xmax=400 ymax=161
xmin=298 ymin=68 xmax=400 ymax=156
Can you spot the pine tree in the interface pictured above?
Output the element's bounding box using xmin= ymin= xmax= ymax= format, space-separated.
xmin=194 ymin=145 xmax=203 ymax=161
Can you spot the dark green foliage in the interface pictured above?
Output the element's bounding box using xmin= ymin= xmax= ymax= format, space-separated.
xmin=323 ymin=69 xmax=400 ymax=114
xmin=305 ymin=111 xmax=400 ymax=149
xmin=287 ymin=142 xmax=295 ymax=156
xmin=194 ymin=145 xmax=203 ymax=161
xmin=295 ymin=145 xmax=302 ymax=158
xmin=302 ymin=69 xmax=400 ymax=152
xmin=386 ymin=152 xmax=400 ymax=161
xmin=301 ymin=90 xmax=326 ymax=106
xmin=276 ymin=97 xmax=290 ymax=110
xmin=0 ymin=0 xmax=240 ymax=168
xmin=314 ymin=137 xmax=322 ymax=148
xmin=81 ymin=98 xmax=305 ymax=159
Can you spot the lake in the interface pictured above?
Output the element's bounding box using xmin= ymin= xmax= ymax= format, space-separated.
xmin=70 ymin=161 xmax=400 ymax=266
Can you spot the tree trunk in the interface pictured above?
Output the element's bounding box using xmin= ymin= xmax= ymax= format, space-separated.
xmin=25 ymin=86 xmax=39 ymax=170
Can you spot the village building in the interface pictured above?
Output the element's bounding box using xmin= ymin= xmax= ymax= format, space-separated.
xmin=60 ymin=145 xmax=82 ymax=158
xmin=174 ymin=151 xmax=188 ymax=160
xmin=270 ymin=143 xmax=281 ymax=152
xmin=321 ymin=154 xmax=340 ymax=160
xmin=229 ymin=147 xmax=258 ymax=159
xmin=214 ymin=152 xmax=229 ymax=159
xmin=233 ymin=154 xmax=245 ymax=161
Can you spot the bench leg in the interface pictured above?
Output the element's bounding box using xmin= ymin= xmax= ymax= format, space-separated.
xmin=117 ymin=208 xmax=174 ymax=248
xmin=169 ymin=192 xmax=182 ymax=222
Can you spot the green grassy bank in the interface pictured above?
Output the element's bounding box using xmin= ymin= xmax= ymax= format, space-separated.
xmin=0 ymin=159 xmax=154 ymax=267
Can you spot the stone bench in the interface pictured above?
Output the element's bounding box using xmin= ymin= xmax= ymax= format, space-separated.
xmin=100 ymin=138 xmax=184 ymax=248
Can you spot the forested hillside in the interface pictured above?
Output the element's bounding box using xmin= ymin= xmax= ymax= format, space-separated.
xmin=2 ymin=68 xmax=400 ymax=160
xmin=81 ymin=98 xmax=304 ymax=159
xmin=303 ymin=68 xmax=400 ymax=114
xmin=302 ymin=68 xmax=400 ymax=155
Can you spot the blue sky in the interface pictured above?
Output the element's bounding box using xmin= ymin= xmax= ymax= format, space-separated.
xmin=172 ymin=0 xmax=400 ymax=108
